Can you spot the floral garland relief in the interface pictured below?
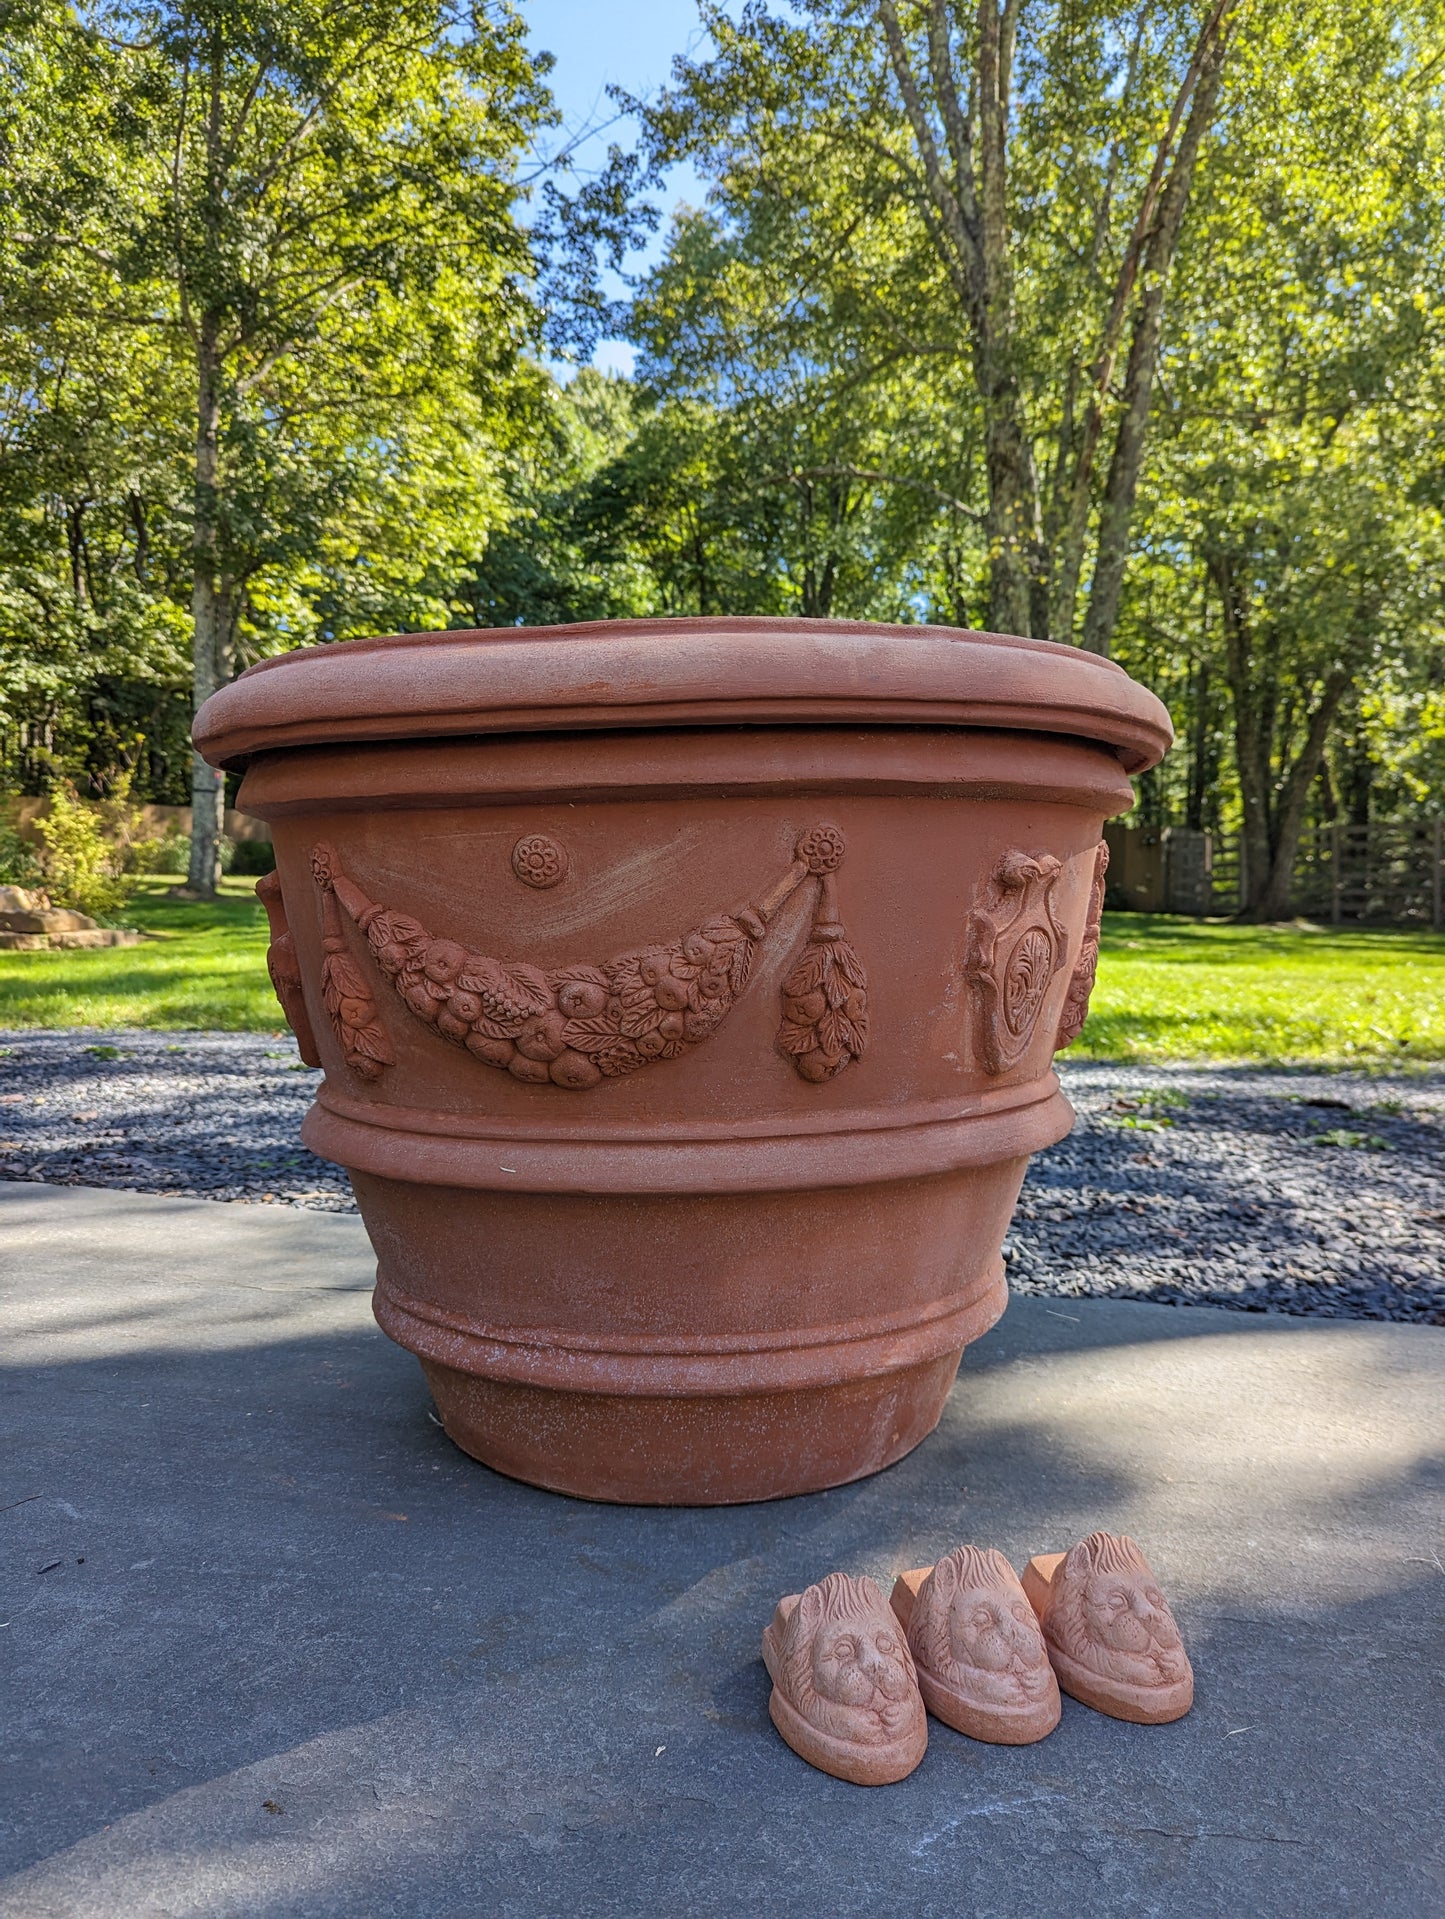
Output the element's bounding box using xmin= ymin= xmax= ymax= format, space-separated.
xmin=299 ymin=825 xmax=868 ymax=1091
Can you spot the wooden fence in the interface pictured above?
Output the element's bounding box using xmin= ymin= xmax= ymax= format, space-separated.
xmin=1206 ymin=819 xmax=1444 ymax=927
xmin=1286 ymin=819 xmax=1444 ymax=928
xmin=1109 ymin=819 xmax=1444 ymax=927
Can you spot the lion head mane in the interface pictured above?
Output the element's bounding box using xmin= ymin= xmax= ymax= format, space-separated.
xmin=1050 ymin=1531 xmax=1186 ymax=1686
xmin=910 ymin=1544 xmax=1013 ymax=1674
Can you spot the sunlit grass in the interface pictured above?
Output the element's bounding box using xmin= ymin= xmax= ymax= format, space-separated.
xmin=1080 ymin=915 xmax=1445 ymax=1065
xmin=0 ymin=875 xmax=278 ymax=1031
xmin=1 ymin=886 xmax=1442 ymax=1064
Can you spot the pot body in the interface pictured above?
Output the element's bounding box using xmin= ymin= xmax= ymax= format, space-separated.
xmin=237 ymin=720 xmax=1131 ymax=1503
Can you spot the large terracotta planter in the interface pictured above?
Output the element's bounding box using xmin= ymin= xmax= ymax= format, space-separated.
xmin=196 ymin=618 xmax=1169 ymax=1504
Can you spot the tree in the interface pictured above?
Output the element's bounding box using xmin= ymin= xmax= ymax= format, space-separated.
xmin=634 ymin=0 xmax=1241 ymax=647
xmin=462 ymin=368 xmax=656 ymax=626
xmin=5 ymin=1 xmax=550 ymax=891
xmin=1116 ymin=0 xmax=1445 ymax=917
xmin=627 ymin=205 xmax=980 ymax=622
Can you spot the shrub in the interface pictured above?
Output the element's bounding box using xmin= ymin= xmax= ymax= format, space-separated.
xmin=129 ymin=821 xmax=191 ymax=876
xmin=224 ymin=837 xmax=276 ymax=876
xmin=34 ymin=783 xmax=137 ymax=918
xmin=0 ymin=820 xmax=46 ymax=890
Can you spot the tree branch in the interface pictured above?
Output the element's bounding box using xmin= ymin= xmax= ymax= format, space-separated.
xmin=878 ymin=0 xmax=981 ymax=312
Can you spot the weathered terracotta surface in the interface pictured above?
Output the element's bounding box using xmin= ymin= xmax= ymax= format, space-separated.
xmin=890 ymin=1545 xmax=1061 ymax=1743
xmin=254 ymin=871 xmax=320 ymax=1066
xmin=762 ymin=1572 xmax=927 ymax=1784
xmin=195 ymin=618 xmax=1170 ymax=1504
xmin=1021 ymin=1533 xmax=1194 ymax=1724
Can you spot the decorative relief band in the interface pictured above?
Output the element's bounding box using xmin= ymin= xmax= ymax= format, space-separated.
xmin=255 ymin=870 xmax=321 ymax=1067
xmin=1055 ymin=839 xmax=1109 ymax=1051
xmin=965 ymin=851 xmax=1068 ymax=1075
xmin=313 ymin=852 xmax=396 ymax=1081
xmin=307 ymin=824 xmax=868 ymax=1090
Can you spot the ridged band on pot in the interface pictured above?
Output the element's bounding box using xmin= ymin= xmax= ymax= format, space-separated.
xmin=194 ymin=617 xmax=1171 ymax=1504
xmin=301 ymin=1071 xmax=1072 ymax=1192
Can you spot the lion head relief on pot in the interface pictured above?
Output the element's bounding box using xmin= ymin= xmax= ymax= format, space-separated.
xmin=964 ymin=850 xmax=1068 ymax=1075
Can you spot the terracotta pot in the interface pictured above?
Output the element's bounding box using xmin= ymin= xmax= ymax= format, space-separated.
xmin=195 ymin=617 xmax=1169 ymax=1504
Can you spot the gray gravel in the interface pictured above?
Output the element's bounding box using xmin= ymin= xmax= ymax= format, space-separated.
xmin=1 ymin=1029 xmax=1441 ymax=1323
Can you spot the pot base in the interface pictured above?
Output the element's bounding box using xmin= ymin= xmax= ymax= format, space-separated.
xmin=363 ymin=1161 xmax=1020 ymax=1505
xmin=419 ymin=1344 xmax=972 ymax=1505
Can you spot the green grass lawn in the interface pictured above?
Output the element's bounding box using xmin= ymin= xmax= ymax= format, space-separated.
xmin=1083 ymin=915 xmax=1445 ymax=1065
xmin=1 ymin=883 xmax=1442 ymax=1065
xmin=0 ymin=875 xmax=278 ymax=1032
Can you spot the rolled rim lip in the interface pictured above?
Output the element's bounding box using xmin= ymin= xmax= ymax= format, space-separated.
xmin=193 ymin=615 xmax=1173 ymax=775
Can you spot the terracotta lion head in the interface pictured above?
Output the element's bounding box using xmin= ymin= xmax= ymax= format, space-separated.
xmin=778 ymin=1571 xmax=921 ymax=1748
xmin=1050 ymin=1531 xmax=1188 ymax=1688
xmin=910 ymin=1544 xmax=1054 ymax=1705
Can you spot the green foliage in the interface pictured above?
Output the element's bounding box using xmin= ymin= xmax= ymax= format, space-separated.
xmin=603 ymin=0 xmax=1445 ymax=899
xmin=1110 ymin=0 xmax=1445 ymax=899
xmin=0 ymin=822 xmax=45 ymax=889
xmin=1309 ymin=1128 xmax=1392 ymax=1150
xmin=0 ymin=0 xmax=1441 ymax=914
xmin=463 ymin=370 xmax=659 ymax=624
xmin=33 ymin=781 xmax=137 ymax=918
xmin=0 ymin=0 xmax=557 ymax=819
xmin=222 ymin=838 xmax=277 ymax=878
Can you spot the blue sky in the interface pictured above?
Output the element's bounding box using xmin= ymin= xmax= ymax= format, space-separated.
xmin=522 ymin=0 xmax=715 ymax=374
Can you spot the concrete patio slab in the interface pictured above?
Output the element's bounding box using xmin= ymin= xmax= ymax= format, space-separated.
xmin=1 ymin=1181 xmax=1442 ymax=1919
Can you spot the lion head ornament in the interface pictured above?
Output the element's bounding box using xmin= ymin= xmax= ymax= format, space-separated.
xmin=1021 ymin=1531 xmax=1193 ymax=1724
xmin=890 ymin=1545 xmax=1061 ymax=1743
xmin=761 ymin=1571 xmax=927 ymax=1784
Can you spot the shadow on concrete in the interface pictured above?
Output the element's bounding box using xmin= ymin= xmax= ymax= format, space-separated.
xmin=2 ymin=1184 xmax=1443 ymax=1916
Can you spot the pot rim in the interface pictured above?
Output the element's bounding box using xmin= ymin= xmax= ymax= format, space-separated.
xmin=193 ymin=615 xmax=1172 ymax=775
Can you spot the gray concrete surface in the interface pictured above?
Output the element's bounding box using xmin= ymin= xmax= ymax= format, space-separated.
xmin=1 ymin=1181 xmax=1442 ymax=1919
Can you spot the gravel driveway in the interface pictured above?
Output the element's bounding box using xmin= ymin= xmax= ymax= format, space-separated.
xmin=2 ymin=1029 xmax=1441 ymax=1323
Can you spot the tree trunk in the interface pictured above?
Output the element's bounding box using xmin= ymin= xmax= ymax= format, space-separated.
xmin=980 ymin=396 xmax=1038 ymax=633
xmin=1212 ymin=552 xmax=1272 ymax=912
xmin=881 ymin=0 xmax=1042 ymax=635
xmin=1215 ymin=545 xmax=1352 ymax=920
xmin=1079 ymin=7 xmax=1238 ymax=658
xmin=976 ymin=0 xmax=1040 ymax=635
xmin=1242 ymin=671 xmax=1350 ymax=921
xmin=1186 ymin=657 xmax=1210 ymax=832
xmin=187 ymin=319 xmax=224 ymax=897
